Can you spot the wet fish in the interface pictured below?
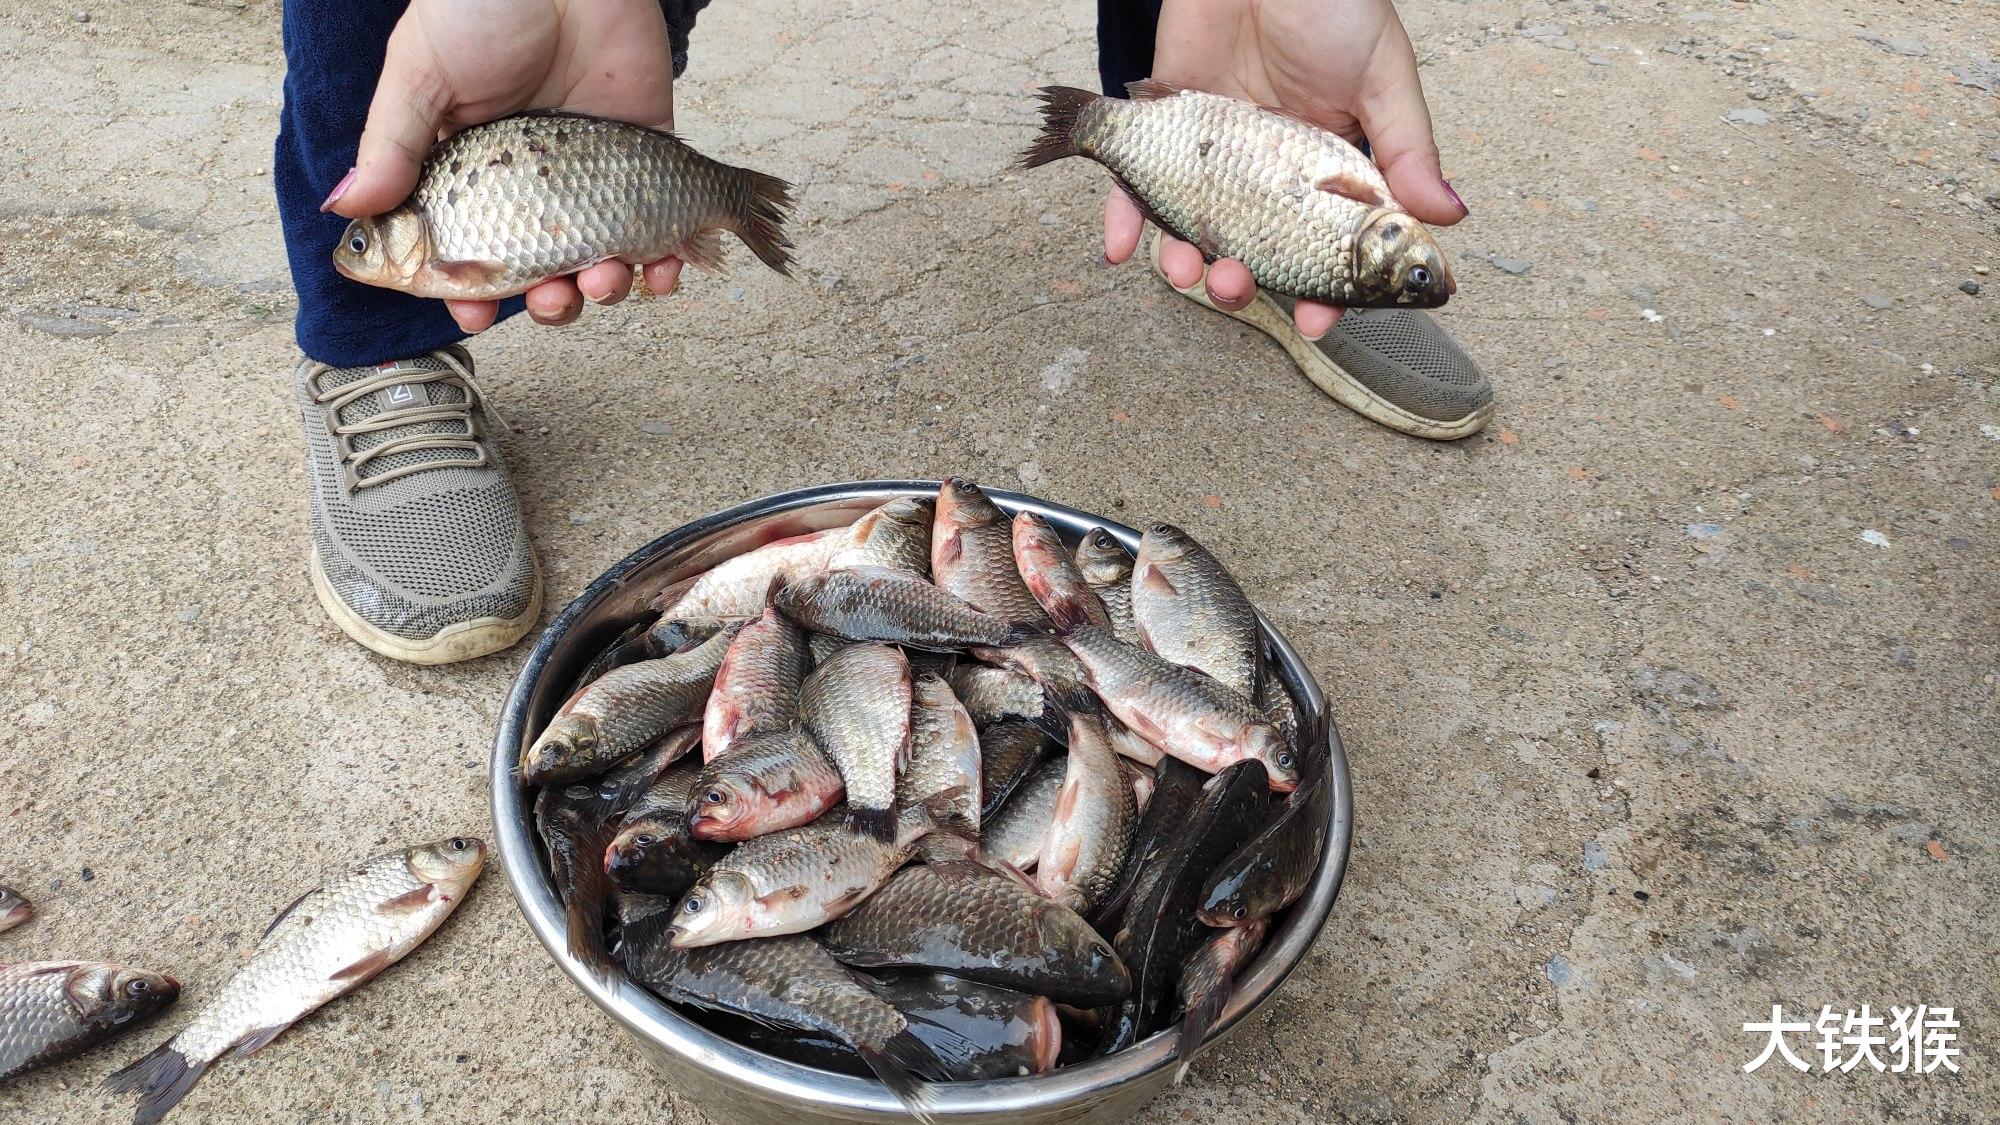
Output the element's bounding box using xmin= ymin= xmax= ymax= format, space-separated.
xmin=870 ymin=972 xmax=1061 ymax=1080
xmin=1122 ymin=758 xmax=1155 ymax=814
xmin=1075 ymin=527 xmax=1140 ymax=645
xmin=569 ymin=617 xmax=659 ymax=694
xmin=624 ymin=932 xmax=944 ymax=1121
xmin=541 ymin=740 xmax=682 ymax=976
xmin=932 ymin=479 xmax=1050 ymax=627
xmin=1 ymin=961 xmax=177 ymax=1083
xmin=981 ymin=756 xmax=1064 ymax=870
xmin=949 ymin=663 xmax=1046 ymax=729
xmin=977 ymin=720 xmax=1053 ymax=820
xmin=973 ymin=640 xmax=1165 ymax=767
xmin=701 ymin=608 xmax=810 ymax=763
xmin=903 ymin=674 xmax=982 ymax=835
xmin=606 ymin=745 xmax=728 ymax=896
xmin=1012 ymin=512 xmax=1111 ymax=631
xmin=1061 ymin=627 xmax=1296 ymax=790
xmin=1171 ymin=917 xmax=1269 ymax=1083
xmin=521 ymin=625 xmax=735 ymax=785
xmin=1034 ymin=707 xmax=1136 ymax=915
xmin=830 ymin=497 xmax=935 ymax=575
xmin=653 ymin=528 xmax=843 ymax=624
xmin=1022 ymin=84 xmax=1454 ymax=308
xmin=684 ymin=727 xmax=844 ymax=842
xmin=820 ymin=864 xmax=1130 ymax=1007
xmin=667 ymin=801 xmax=944 ymax=947
xmin=777 ymin=566 xmax=1030 ymax=651
xmin=334 ymin=111 xmax=793 ymax=299
xmin=806 ymin=631 xmax=847 ymax=666
xmin=105 ymin=838 xmax=484 ymax=1124
xmin=0 ymin=887 xmax=29 ymax=934
xmin=1091 ymin=758 xmax=1206 ymax=933
xmin=1131 ymin=523 xmax=1261 ymax=697
xmin=1198 ymin=767 xmax=1330 ymax=927
xmin=797 ymin=642 xmax=912 ymax=838
xmin=1257 ymin=673 xmax=1302 ymax=758
xmin=1098 ymin=762 xmax=1266 ymax=1053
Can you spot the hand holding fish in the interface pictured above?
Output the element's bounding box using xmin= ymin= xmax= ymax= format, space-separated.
xmin=1101 ymin=0 xmax=1466 ymax=338
xmin=323 ymin=0 xmax=681 ymax=332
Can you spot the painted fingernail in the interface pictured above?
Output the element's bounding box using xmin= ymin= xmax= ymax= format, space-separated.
xmin=320 ymin=167 xmax=356 ymax=212
xmin=1443 ymin=179 xmax=1469 ymax=217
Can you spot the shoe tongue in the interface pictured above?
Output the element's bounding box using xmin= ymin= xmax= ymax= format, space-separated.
xmin=322 ymin=355 xmax=481 ymax=482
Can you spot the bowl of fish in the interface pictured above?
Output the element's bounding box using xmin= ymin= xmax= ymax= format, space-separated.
xmin=491 ymin=478 xmax=1353 ymax=1123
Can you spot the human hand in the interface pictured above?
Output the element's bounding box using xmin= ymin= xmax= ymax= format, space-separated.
xmin=1101 ymin=0 xmax=1466 ymax=338
xmin=322 ymin=0 xmax=680 ymax=332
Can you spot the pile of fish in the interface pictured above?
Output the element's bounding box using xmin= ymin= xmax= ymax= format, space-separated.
xmin=525 ymin=479 xmax=1332 ymax=1115
xmin=2 ymin=842 xmax=485 ymax=1125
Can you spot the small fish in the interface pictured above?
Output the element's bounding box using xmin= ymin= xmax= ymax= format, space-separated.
xmin=701 ymin=608 xmax=810 ymax=763
xmin=105 ymin=838 xmax=484 ymax=1124
xmin=1061 ymin=627 xmax=1296 ymax=790
xmin=521 ymin=625 xmax=735 ymax=785
xmin=0 ymin=887 xmax=30 ymax=934
xmin=1171 ymin=917 xmax=1269 ymax=1084
xmin=667 ymin=801 xmax=946 ymax=947
xmin=1131 ymin=523 xmax=1261 ymax=697
xmin=972 ymin=641 xmax=1164 ymax=767
xmin=829 ymin=497 xmax=936 ymax=575
xmin=1091 ymin=758 xmax=1206 ymax=933
xmin=868 ymin=972 xmax=1062 ymax=1080
xmin=334 ymin=112 xmax=793 ymax=299
xmin=819 ymin=864 xmax=1130 ymax=1007
xmin=797 ymin=642 xmax=912 ymax=839
xmin=1198 ymin=767 xmax=1330 ymax=927
xmin=981 ymin=757 xmax=1065 ymax=870
xmin=542 ymin=741 xmax=678 ymax=976
xmin=1022 ymin=84 xmax=1454 ymax=307
xmin=1257 ymin=673 xmax=1302 ymax=758
xmin=1012 ymin=512 xmax=1112 ymax=631
xmin=1 ymin=961 xmax=177 ymax=1083
xmin=902 ymin=674 xmax=982 ymax=836
xmin=932 ymin=479 xmax=1051 ymax=627
xmin=684 ymin=727 xmax=844 ymax=842
xmin=1034 ymin=707 xmax=1136 ymax=915
xmin=948 ymin=664 xmax=1047 ymax=729
xmin=977 ymin=720 xmax=1053 ymax=820
xmin=605 ymin=750 xmax=728 ymax=896
xmin=776 ymin=566 xmax=1031 ymax=651
xmin=653 ymin=528 xmax=843 ymax=624
xmin=624 ymin=931 xmax=945 ymax=1122
xmin=1075 ymin=527 xmax=1140 ymax=645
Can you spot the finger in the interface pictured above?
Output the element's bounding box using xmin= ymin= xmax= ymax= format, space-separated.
xmin=1104 ymin=190 xmax=1143 ymax=264
xmin=445 ymin=300 xmax=499 ymax=334
xmin=1355 ymin=20 xmax=1466 ymax=226
xmin=1158 ymin=236 xmax=1206 ymax=290
xmin=1294 ymin=300 xmax=1342 ymax=340
xmin=526 ymin=278 xmax=583 ymax=326
xmin=1203 ymin=258 xmax=1256 ymax=311
xmin=332 ymin=19 xmax=450 ymax=217
xmin=641 ymin=258 xmax=684 ymax=297
xmin=578 ymin=261 xmax=634 ymax=305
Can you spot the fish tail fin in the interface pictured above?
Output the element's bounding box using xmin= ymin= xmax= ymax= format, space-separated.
xmin=563 ymin=859 xmax=618 ymax=981
xmin=859 ymin=1032 xmax=942 ymax=1125
xmin=1040 ymin=680 xmax=1103 ymax=726
xmin=104 ymin=1042 xmax=210 ymax=1125
xmin=1172 ymin=984 xmax=1229 ymax=1086
xmin=845 ymin=804 xmax=898 ymax=843
xmin=721 ymin=164 xmax=796 ymax=276
xmin=1021 ymin=85 xmax=1100 ymax=169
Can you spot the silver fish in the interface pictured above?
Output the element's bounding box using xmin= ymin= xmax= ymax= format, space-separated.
xmin=1131 ymin=522 xmax=1260 ymax=697
xmin=701 ymin=608 xmax=810 ymax=763
xmin=1075 ymin=527 xmax=1140 ymax=645
xmin=932 ymin=479 xmax=1050 ymax=627
xmin=1034 ymin=708 xmax=1136 ymax=915
xmin=903 ymin=674 xmax=982 ymax=835
xmin=0 ymin=887 xmax=29 ymax=934
xmin=1013 ymin=512 xmax=1112 ymax=631
xmin=981 ymin=757 xmax=1065 ymax=870
xmin=1 ymin=961 xmax=177 ymax=1082
xmin=829 ymin=497 xmax=935 ymax=575
xmin=521 ymin=625 xmax=735 ymax=784
xmin=797 ymin=643 xmax=912 ymax=839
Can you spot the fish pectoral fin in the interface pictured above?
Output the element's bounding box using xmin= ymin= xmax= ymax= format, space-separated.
xmin=1313 ymin=170 xmax=1388 ymax=207
xmin=231 ymin=1023 xmax=293 ymax=1058
xmin=328 ymin=947 xmax=396 ymax=984
xmin=1135 ymin=564 xmax=1178 ymax=598
xmin=375 ymin=884 xmax=440 ymax=916
xmin=754 ymin=884 xmax=810 ymax=907
xmin=429 ymin=258 xmax=510 ymax=285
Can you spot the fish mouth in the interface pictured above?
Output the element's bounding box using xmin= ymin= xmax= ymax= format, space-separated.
xmin=0 ymin=904 xmax=29 ymax=928
xmin=1027 ymin=996 xmax=1063 ymax=1074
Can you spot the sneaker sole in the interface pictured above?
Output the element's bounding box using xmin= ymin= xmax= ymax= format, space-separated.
xmin=1148 ymin=230 xmax=1493 ymax=441
xmin=310 ymin=550 xmax=543 ymax=665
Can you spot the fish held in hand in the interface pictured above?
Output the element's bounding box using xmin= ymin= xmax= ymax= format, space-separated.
xmin=685 ymin=727 xmax=844 ymax=842
xmin=798 ymin=642 xmax=912 ymax=839
xmin=105 ymin=838 xmax=484 ymax=1124
xmin=1132 ymin=522 xmax=1261 ymax=697
xmin=334 ymin=112 xmax=793 ymax=299
xmin=1013 ymin=512 xmax=1113 ymax=631
xmin=1023 ymin=84 xmax=1454 ymax=308
xmin=521 ymin=625 xmax=736 ymax=785
xmin=702 ymin=608 xmax=810 ymax=763
xmin=1 ymin=961 xmax=177 ymax=1083
xmin=777 ymin=566 xmax=1033 ymax=651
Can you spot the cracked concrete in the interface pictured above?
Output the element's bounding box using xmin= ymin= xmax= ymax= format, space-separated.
xmin=2 ymin=0 xmax=1995 ymax=1122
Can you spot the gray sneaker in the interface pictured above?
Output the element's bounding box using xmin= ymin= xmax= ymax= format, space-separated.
xmin=1147 ymin=227 xmax=1493 ymax=439
xmin=294 ymin=346 xmax=541 ymax=664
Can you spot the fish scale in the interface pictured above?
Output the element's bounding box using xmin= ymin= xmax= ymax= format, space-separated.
xmin=797 ymin=642 xmax=912 ymax=833
xmin=1 ymin=962 xmax=176 ymax=1081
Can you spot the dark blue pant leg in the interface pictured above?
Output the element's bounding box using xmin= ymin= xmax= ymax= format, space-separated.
xmin=1097 ymin=0 xmax=1161 ymax=97
xmin=276 ymin=0 xmax=524 ymax=367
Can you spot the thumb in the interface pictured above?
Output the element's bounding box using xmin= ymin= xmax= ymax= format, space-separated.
xmin=330 ymin=22 xmax=450 ymax=218
xmin=1356 ymin=43 xmax=1466 ymax=227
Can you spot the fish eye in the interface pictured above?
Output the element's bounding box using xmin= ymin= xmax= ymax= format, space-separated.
xmin=1232 ymin=905 xmax=1247 ymax=920
xmin=126 ymin=979 xmax=150 ymax=995
xmin=1409 ymin=266 xmax=1430 ymax=287
xmin=448 ymin=837 xmax=469 ymax=851
xmin=682 ymin=896 xmax=704 ymax=913
xmin=704 ymin=790 xmax=725 ymax=805
xmin=1277 ymin=751 xmax=1296 ymax=770
xmin=347 ymin=232 xmax=367 ymax=254
xmin=633 ymin=834 xmax=657 ymax=848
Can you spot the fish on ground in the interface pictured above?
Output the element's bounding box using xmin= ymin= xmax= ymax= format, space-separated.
xmin=1 ymin=961 xmax=177 ymax=1083
xmin=0 ymin=888 xmax=29 ymax=935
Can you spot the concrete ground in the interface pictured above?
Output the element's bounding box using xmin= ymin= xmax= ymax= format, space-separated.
xmin=2 ymin=0 xmax=1995 ymax=1121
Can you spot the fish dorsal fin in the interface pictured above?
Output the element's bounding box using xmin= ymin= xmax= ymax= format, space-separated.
xmin=1315 ymin=169 xmax=1388 ymax=207
xmin=259 ymin=887 xmax=323 ymax=947
xmin=1125 ymin=78 xmax=1193 ymax=101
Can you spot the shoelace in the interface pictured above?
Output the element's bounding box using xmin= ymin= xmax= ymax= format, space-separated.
xmin=307 ymin=350 xmax=508 ymax=491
